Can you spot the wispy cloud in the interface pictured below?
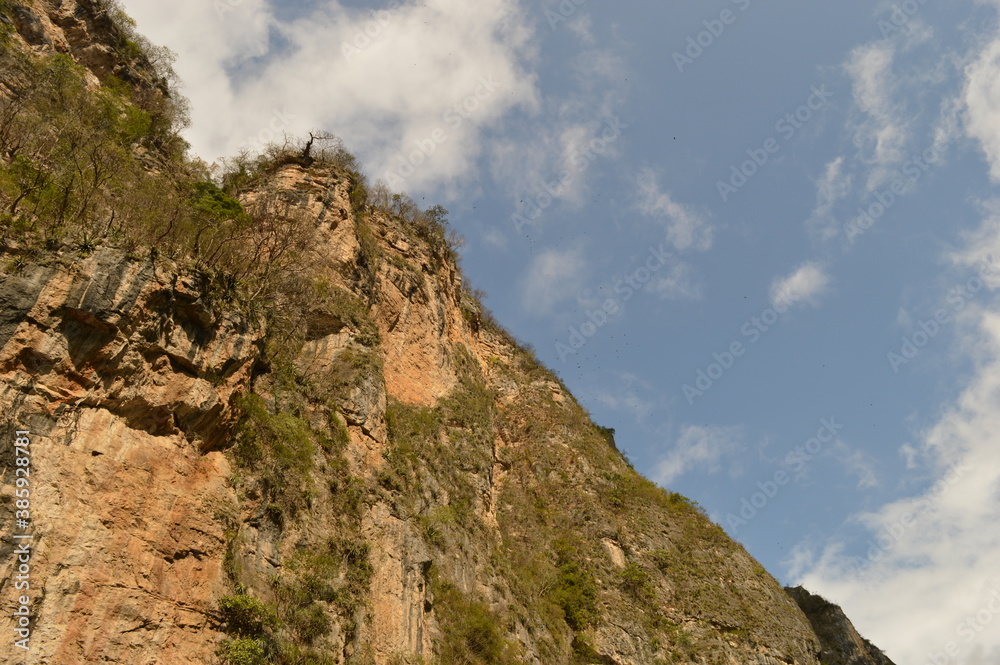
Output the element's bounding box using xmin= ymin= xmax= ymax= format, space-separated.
xmin=792 ymin=326 xmax=1000 ymax=664
xmin=830 ymin=441 xmax=880 ymax=490
xmin=806 ymin=157 xmax=853 ymax=241
xmin=804 ymin=13 xmax=959 ymax=240
xmin=845 ymin=42 xmax=911 ymax=189
xmin=963 ymin=37 xmax=1000 ymax=181
xmin=949 ymin=200 xmax=1000 ymax=289
xmin=636 ymin=168 xmax=713 ymax=252
xmin=653 ymin=424 xmax=744 ymax=486
xmin=790 ymin=16 xmax=1000 ymax=661
xmin=769 ymin=262 xmax=831 ymax=309
xmin=490 ymin=23 xmax=631 ymax=211
xmin=520 ymin=245 xmax=588 ymax=314
xmin=647 ymin=262 xmax=704 ymax=301
xmin=586 ymin=372 xmax=657 ymax=422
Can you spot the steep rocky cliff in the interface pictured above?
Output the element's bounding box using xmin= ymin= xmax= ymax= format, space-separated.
xmin=0 ymin=2 xmax=899 ymax=664
xmin=785 ymin=587 xmax=896 ymax=665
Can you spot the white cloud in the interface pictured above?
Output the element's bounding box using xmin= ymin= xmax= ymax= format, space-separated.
xmin=586 ymin=372 xmax=656 ymax=422
xmin=845 ymin=42 xmax=911 ymax=189
xmin=646 ymin=262 xmax=703 ymax=301
xmin=791 ymin=210 xmax=1000 ymax=665
xmin=800 ymin=9 xmax=962 ymax=246
xmin=567 ymin=13 xmax=595 ymax=45
xmin=964 ymin=36 xmax=1000 ymax=181
xmin=552 ymin=117 xmax=625 ymax=205
xmin=829 ymin=441 xmax=880 ymax=490
xmin=791 ymin=20 xmax=1000 ymax=660
xmin=491 ymin=41 xmax=630 ymax=209
xmin=481 ymin=226 xmax=509 ymax=250
xmin=121 ymin=0 xmax=539 ymax=192
xmin=636 ymin=168 xmax=713 ymax=252
xmin=769 ymin=262 xmax=831 ymax=309
xmin=520 ymin=245 xmax=588 ymax=315
xmin=833 ymin=17 xmax=948 ymax=199
xmin=653 ymin=425 xmax=744 ymax=486
xmin=806 ymin=157 xmax=853 ymax=241
xmin=949 ymin=200 xmax=1000 ymax=290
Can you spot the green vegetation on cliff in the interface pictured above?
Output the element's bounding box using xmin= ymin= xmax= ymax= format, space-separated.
xmin=0 ymin=4 xmax=895 ymax=665
xmin=0 ymin=4 xmax=459 ymax=322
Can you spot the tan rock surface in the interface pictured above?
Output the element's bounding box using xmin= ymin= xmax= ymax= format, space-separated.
xmin=1 ymin=249 xmax=260 ymax=663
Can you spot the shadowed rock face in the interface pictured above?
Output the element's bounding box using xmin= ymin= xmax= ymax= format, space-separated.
xmin=0 ymin=249 xmax=260 ymax=446
xmin=786 ymin=586 xmax=898 ymax=665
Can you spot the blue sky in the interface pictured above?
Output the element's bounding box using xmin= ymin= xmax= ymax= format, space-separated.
xmin=121 ymin=0 xmax=1000 ymax=662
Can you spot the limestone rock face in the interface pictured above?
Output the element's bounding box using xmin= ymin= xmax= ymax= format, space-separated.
xmin=0 ymin=249 xmax=262 ymax=664
xmin=362 ymin=501 xmax=435 ymax=658
xmin=3 ymin=0 xmax=165 ymax=89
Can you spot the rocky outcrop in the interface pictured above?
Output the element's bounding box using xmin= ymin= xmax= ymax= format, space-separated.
xmin=786 ymin=586 xmax=897 ymax=665
xmin=0 ymin=248 xmax=259 ymax=447
xmin=0 ymin=249 xmax=262 ymax=664
xmin=2 ymin=0 xmax=166 ymax=90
